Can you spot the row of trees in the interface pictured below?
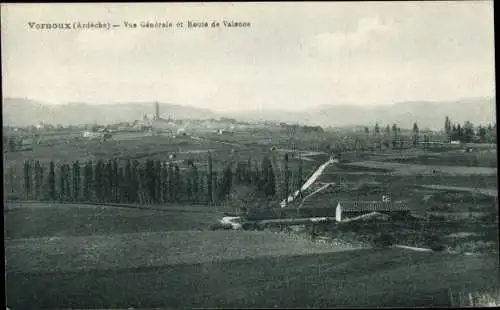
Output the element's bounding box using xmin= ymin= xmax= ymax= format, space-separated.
xmin=365 ymin=123 xmax=402 ymax=137
xmin=361 ymin=117 xmax=497 ymax=148
xmin=362 ymin=122 xmax=423 ymax=149
xmin=444 ymin=116 xmax=496 ymax=143
xmin=12 ymin=152 xmax=304 ymax=207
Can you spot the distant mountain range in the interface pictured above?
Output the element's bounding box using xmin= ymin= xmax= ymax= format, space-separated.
xmin=2 ymin=97 xmax=496 ymax=130
xmin=2 ymin=99 xmax=217 ymax=127
xmin=223 ymin=97 xmax=496 ymax=130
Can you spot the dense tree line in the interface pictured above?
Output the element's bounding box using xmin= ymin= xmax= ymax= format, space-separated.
xmin=12 ymin=153 xmax=304 ymax=207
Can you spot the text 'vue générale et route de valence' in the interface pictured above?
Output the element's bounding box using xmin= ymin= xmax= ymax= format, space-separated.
xmin=27 ymin=20 xmax=251 ymax=31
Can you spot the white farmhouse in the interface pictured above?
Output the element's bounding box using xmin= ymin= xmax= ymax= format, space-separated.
xmin=335 ymin=201 xmax=410 ymax=222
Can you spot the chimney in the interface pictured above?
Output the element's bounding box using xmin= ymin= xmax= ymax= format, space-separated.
xmin=154 ymin=102 xmax=160 ymax=120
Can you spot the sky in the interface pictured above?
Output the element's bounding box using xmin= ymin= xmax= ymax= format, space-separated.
xmin=1 ymin=2 xmax=495 ymax=112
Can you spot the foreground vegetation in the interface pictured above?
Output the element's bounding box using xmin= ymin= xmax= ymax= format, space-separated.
xmin=7 ymin=242 xmax=498 ymax=308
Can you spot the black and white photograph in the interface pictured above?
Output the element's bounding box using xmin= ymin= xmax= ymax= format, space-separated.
xmin=2 ymin=2 xmax=499 ymax=308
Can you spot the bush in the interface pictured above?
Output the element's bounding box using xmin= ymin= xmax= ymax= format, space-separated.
xmin=430 ymin=243 xmax=446 ymax=252
xmin=450 ymin=288 xmax=500 ymax=307
xmin=209 ymin=222 xmax=233 ymax=231
xmin=373 ymin=234 xmax=395 ymax=248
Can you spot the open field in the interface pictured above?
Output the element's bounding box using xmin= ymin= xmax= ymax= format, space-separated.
xmin=4 ymin=130 xmax=320 ymax=175
xmin=6 ymin=245 xmax=499 ymax=309
xmin=6 ymin=230 xmax=361 ymax=274
xmin=343 ymin=160 xmax=497 ymax=176
xmin=384 ymin=149 xmax=497 ymax=168
xmin=320 ymin=172 xmax=498 ymax=188
xmin=5 ymin=202 xmax=223 ymax=239
xmin=4 ymin=134 xmax=227 ymax=165
xmin=420 ymin=184 xmax=498 ymax=197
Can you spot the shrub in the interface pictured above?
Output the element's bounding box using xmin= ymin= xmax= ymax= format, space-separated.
xmin=209 ymin=222 xmax=233 ymax=231
xmin=450 ymin=288 xmax=500 ymax=307
xmin=373 ymin=234 xmax=395 ymax=247
xmin=429 ymin=243 xmax=446 ymax=252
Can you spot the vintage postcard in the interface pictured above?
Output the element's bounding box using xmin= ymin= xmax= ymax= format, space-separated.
xmin=2 ymin=2 xmax=498 ymax=309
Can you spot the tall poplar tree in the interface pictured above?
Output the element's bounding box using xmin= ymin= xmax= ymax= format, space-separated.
xmin=154 ymin=160 xmax=162 ymax=203
xmin=72 ymin=160 xmax=81 ymax=201
xmin=192 ymin=164 xmax=199 ymax=203
xmin=59 ymin=163 xmax=66 ymax=201
xmin=94 ymin=159 xmax=104 ymax=202
xmin=161 ymin=162 xmax=168 ymax=203
xmin=174 ymin=164 xmax=181 ymax=202
xmin=168 ymin=162 xmax=174 ymax=202
xmin=34 ymin=160 xmax=41 ymax=200
xmin=207 ymin=152 xmax=213 ymax=205
xmin=83 ymin=161 xmax=93 ymax=201
xmin=48 ymin=161 xmax=56 ymax=200
xmin=412 ymin=122 xmax=419 ymax=146
xmin=124 ymin=159 xmax=132 ymax=203
xmin=23 ymin=160 xmax=32 ymax=199
xmin=112 ymin=159 xmax=119 ymax=202
xmin=131 ymin=160 xmax=140 ymax=203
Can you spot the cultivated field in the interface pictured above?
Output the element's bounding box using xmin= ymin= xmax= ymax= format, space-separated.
xmin=384 ymin=149 xmax=497 ymax=168
xmin=343 ymin=160 xmax=497 ymax=176
xmin=6 ymin=230 xmax=361 ymax=274
xmin=4 ymin=202 xmax=223 ymax=239
xmin=6 ymin=241 xmax=498 ymax=308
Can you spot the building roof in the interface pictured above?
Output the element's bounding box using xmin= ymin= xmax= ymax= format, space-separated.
xmin=338 ymin=201 xmax=410 ymax=212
